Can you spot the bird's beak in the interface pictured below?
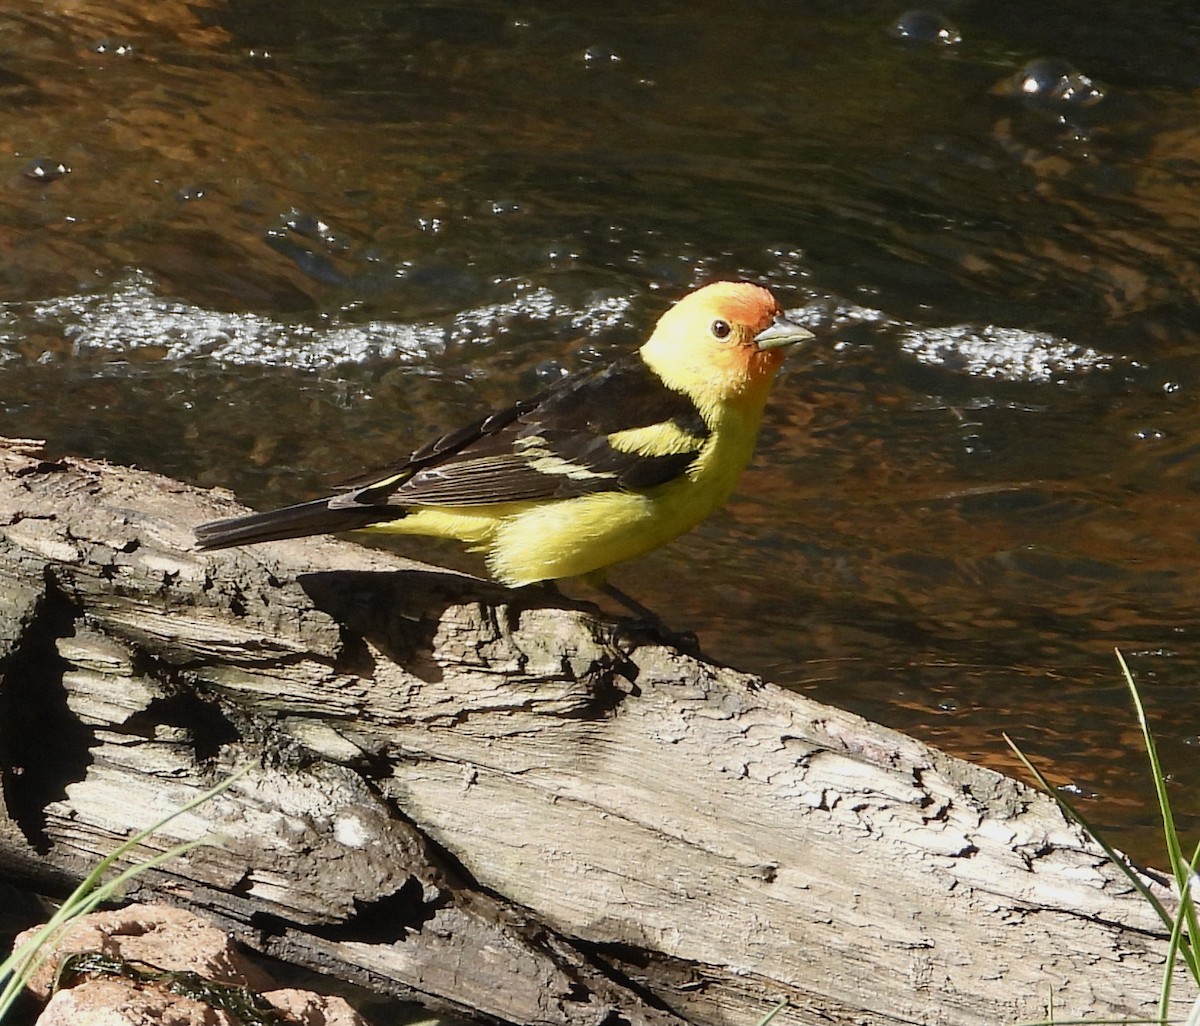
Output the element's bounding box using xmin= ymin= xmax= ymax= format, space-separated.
xmin=754 ymin=315 xmax=815 ymax=351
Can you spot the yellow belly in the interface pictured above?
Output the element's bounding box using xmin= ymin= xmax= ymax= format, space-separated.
xmin=488 ymin=486 xmax=712 ymax=585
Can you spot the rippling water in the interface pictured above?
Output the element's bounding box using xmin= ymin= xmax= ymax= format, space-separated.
xmin=2 ymin=0 xmax=1200 ymax=862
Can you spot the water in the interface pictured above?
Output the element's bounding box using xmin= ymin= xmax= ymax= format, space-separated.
xmin=1 ymin=0 xmax=1199 ymax=866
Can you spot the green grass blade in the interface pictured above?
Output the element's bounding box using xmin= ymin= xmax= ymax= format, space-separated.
xmin=1009 ymin=650 xmax=1200 ymax=1017
xmin=0 ymin=839 xmax=204 ymax=1016
xmin=1117 ymin=650 xmax=1200 ymax=974
xmin=1159 ymin=843 xmax=1199 ymax=1017
xmin=754 ymin=998 xmax=788 ymax=1026
xmin=0 ymin=766 xmax=249 ymax=1020
xmin=1003 ymin=734 xmax=1181 ymax=939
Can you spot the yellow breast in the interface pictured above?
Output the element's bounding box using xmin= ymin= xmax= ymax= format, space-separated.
xmin=484 ymin=399 xmax=766 ymax=586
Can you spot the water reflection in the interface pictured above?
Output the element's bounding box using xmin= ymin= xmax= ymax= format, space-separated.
xmin=888 ymin=10 xmax=962 ymax=47
xmin=0 ymin=0 xmax=1199 ymax=862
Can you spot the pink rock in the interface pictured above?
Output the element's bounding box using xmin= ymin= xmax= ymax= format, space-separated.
xmin=35 ymin=976 xmax=237 ymax=1026
xmin=11 ymin=903 xmax=375 ymax=1026
xmin=264 ymin=989 xmax=372 ymax=1026
xmin=13 ymin=903 xmax=273 ymax=1000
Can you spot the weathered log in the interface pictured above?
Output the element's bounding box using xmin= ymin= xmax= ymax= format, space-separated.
xmin=0 ymin=436 xmax=1190 ymax=1025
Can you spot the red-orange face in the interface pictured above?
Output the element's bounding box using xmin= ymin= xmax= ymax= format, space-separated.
xmin=640 ymin=282 xmax=814 ymax=406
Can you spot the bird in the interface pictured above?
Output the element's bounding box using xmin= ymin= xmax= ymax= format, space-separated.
xmin=195 ymin=281 xmax=813 ymax=618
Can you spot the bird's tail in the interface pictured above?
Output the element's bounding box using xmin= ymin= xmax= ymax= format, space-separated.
xmin=194 ymin=496 xmax=392 ymax=551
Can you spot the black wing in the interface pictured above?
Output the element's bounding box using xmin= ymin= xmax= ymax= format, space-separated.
xmin=195 ymin=354 xmax=709 ymax=550
xmin=342 ymin=353 xmax=710 ymax=509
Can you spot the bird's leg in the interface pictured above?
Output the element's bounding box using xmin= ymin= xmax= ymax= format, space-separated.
xmin=595 ymin=581 xmax=661 ymax=622
xmin=588 ymin=576 xmax=701 ymax=654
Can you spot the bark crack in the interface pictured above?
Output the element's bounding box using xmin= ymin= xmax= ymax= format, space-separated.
xmin=0 ymin=569 xmax=94 ymax=852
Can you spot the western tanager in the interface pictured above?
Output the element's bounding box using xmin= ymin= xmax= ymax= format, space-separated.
xmin=195 ymin=281 xmax=812 ymax=611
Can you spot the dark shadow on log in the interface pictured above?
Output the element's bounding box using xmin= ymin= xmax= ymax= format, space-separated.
xmin=0 ymin=579 xmax=94 ymax=853
xmin=258 ymin=874 xmax=446 ymax=945
xmin=297 ymin=568 xmax=527 ymax=681
xmin=299 ymin=568 xmax=644 ymax=723
xmin=124 ymin=689 xmax=242 ymax=762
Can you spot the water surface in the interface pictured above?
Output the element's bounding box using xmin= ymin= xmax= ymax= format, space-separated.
xmin=2 ymin=0 xmax=1200 ymax=862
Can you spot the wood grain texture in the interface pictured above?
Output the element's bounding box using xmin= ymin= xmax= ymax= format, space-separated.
xmin=0 ymin=437 xmax=1189 ymax=1025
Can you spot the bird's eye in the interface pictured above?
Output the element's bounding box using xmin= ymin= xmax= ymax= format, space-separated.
xmin=710 ymin=319 xmax=732 ymax=341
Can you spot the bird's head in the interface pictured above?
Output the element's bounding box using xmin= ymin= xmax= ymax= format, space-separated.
xmin=639 ymin=282 xmax=814 ymax=409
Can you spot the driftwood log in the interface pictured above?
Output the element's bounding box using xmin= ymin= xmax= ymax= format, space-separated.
xmin=0 ymin=435 xmax=1190 ymax=1025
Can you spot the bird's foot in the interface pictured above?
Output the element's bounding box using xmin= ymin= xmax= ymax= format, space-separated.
xmin=595 ymin=582 xmax=702 ymax=655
